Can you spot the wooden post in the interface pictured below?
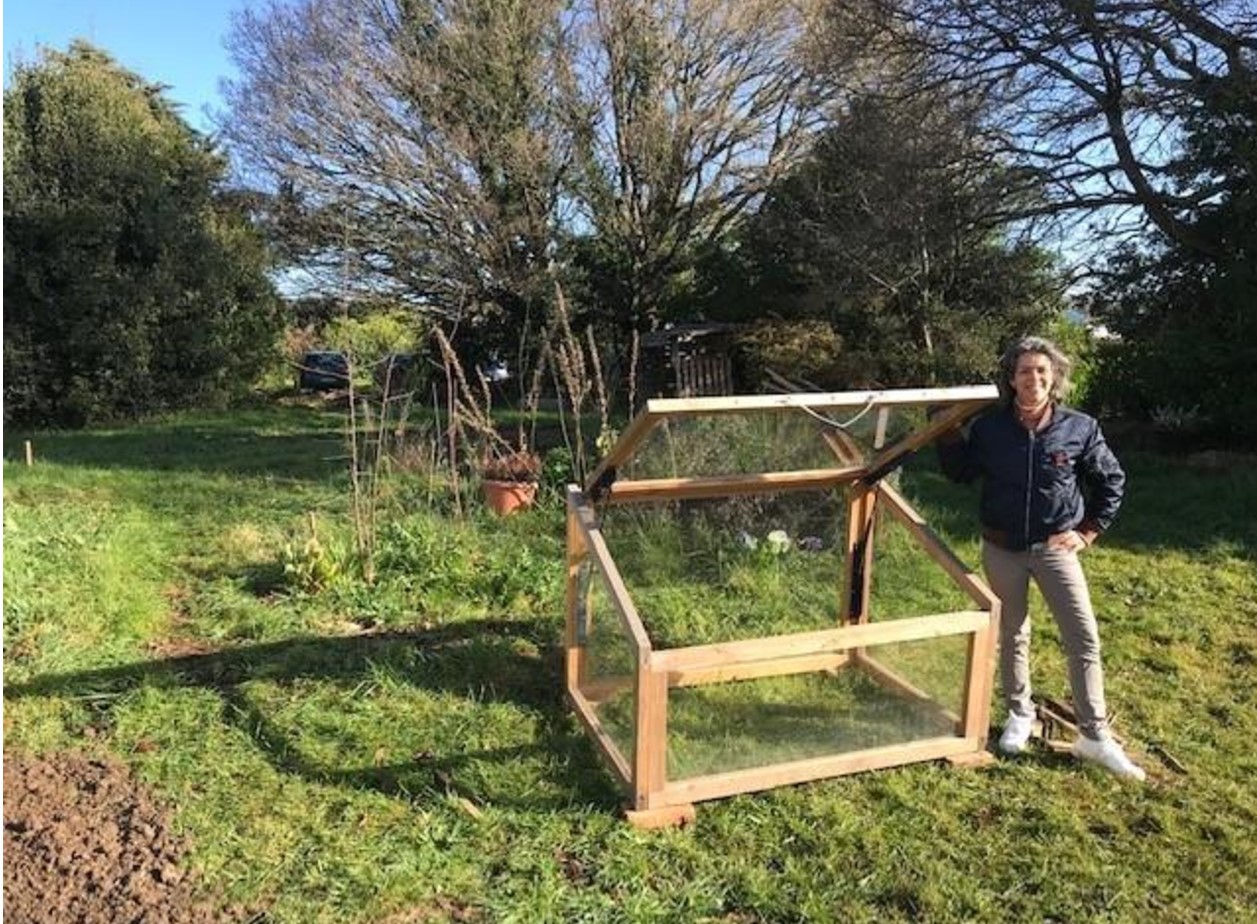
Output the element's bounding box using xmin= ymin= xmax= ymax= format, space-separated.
xmin=24 ymin=440 xmax=33 ymax=467
xmin=873 ymin=407 xmax=890 ymax=450
xmin=841 ymin=485 xmax=877 ymax=626
xmin=632 ymin=657 xmax=668 ymax=810
xmin=960 ymin=599 xmax=1000 ymax=746
xmin=565 ymin=493 xmax=590 ymax=692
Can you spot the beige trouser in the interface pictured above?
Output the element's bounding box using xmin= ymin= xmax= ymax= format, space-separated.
xmin=982 ymin=540 xmax=1109 ymax=740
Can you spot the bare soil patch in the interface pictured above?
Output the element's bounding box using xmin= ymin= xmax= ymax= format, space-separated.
xmin=4 ymin=751 xmax=239 ymax=924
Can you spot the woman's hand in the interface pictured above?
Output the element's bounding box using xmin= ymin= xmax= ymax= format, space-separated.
xmin=1046 ymin=530 xmax=1089 ymax=553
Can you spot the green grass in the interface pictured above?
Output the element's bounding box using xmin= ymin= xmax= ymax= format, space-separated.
xmin=5 ymin=407 xmax=1257 ymax=923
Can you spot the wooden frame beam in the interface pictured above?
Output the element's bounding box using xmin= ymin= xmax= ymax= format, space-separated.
xmin=842 ymin=485 xmax=878 ymax=626
xmin=644 ymin=386 xmax=998 ymax=417
xmin=821 ymin=429 xmax=865 ymax=465
xmin=584 ymin=412 xmax=661 ymax=495
xmin=666 ymin=652 xmax=849 ymax=688
xmin=602 ymin=467 xmax=866 ymax=504
xmin=653 ymin=611 xmax=989 ymax=675
xmin=961 ymin=615 xmax=999 ymax=745
xmin=564 ymin=502 xmax=589 ymax=691
xmin=633 ymin=661 xmax=669 ymax=809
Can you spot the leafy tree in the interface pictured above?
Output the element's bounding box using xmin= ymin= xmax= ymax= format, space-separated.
xmin=4 ymin=42 xmax=282 ymax=427
xmin=222 ymin=0 xmax=829 ymax=370
xmin=572 ymin=0 xmax=823 ymax=330
xmin=706 ymin=91 xmax=1062 ymax=389
xmin=1089 ymin=62 xmax=1257 ymax=443
xmin=222 ymin=0 xmax=574 ymax=359
xmin=840 ymin=0 xmax=1257 ymax=255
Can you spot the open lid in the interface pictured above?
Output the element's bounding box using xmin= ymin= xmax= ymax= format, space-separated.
xmin=585 ymin=385 xmax=999 ymax=503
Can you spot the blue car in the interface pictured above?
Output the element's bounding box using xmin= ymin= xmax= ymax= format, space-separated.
xmin=298 ymin=351 xmax=350 ymax=391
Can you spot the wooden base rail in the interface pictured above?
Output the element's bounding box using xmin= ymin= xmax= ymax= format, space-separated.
xmin=661 ymin=736 xmax=979 ymax=805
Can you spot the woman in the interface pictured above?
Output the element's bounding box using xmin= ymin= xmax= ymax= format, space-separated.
xmin=938 ymin=336 xmax=1145 ymax=781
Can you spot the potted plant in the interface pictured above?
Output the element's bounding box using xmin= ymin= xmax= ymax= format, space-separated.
xmin=481 ymin=446 xmax=542 ymax=515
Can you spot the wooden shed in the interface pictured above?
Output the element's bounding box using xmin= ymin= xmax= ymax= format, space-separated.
xmin=562 ymin=386 xmax=1002 ymax=827
xmin=639 ymin=323 xmax=740 ymax=398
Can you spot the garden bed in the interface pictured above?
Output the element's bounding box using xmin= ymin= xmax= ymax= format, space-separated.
xmin=3 ymin=751 xmax=239 ymax=924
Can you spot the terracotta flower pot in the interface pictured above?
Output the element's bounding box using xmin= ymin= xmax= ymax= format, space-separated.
xmin=482 ymin=479 xmax=537 ymax=515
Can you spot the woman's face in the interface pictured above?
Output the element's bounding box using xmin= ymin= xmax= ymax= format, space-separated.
xmin=1011 ymin=351 xmax=1055 ymax=408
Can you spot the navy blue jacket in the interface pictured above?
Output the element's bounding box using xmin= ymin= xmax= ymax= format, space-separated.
xmin=937 ymin=405 xmax=1125 ymax=550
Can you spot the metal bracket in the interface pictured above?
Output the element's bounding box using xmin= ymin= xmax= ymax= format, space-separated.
xmin=588 ymin=465 xmax=617 ymax=502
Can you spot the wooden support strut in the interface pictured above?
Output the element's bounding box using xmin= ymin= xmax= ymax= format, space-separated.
xmin=567 ymin=687 xmax=633 ymax=792
xmin=584 ymin=411 xmax=660 ymax=498
xmin=842 ymin=485 xmax=877 ymax=626
xmin=566 ymin=489 xmax=652 ymax=654
xmin=661 ymin=736 xmax=979 ymax=805
xmin=860 ymin=399 xmax=995 ymax=487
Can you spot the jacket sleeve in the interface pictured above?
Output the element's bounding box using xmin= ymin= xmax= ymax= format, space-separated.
xmin=936 ymin=425 xmax=981 ymax=484
xmin=1078 ymin=420 xmax=1125 ymax=533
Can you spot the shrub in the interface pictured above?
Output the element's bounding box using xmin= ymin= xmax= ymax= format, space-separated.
xmin=735 ymin=320 xmax=845 ymax=388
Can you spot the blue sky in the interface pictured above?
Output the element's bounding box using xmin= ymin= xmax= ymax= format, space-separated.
xmin=3 ymin=0 xmax=252 ymax=133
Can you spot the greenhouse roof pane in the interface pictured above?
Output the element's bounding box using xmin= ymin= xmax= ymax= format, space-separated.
xmin=588 ymin=386 xmax=998 ymax=498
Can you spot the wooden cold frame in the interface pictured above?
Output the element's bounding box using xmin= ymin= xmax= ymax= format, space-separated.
xmin=565 ymin=387 xmax=1001 ymax=826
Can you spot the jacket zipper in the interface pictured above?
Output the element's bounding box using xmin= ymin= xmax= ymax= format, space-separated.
xmin=1024 ymin=428 xmax=1034 ymax=550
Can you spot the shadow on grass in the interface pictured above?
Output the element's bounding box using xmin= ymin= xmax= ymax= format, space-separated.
xmin=3 ymin=405 xmax=356 ymax=482
xmin=4 ymin=619 xmax=623 ymax=814
xmin=4 ymin=402 xmax=579 ymax=482
xmin=6 ymin=427 xmax=343 ymax=482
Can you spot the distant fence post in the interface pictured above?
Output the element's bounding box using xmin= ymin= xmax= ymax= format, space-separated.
xmin=25 ymin=440 xmax=33 ymax=467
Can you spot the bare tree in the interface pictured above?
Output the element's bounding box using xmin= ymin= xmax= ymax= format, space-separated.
xmin=221 ymin=0 xmax=577 ymax=332
xmin=573 ymin=0 xmax=826 ymax=332
xmin=832 ymin=0 xmax=1257 ymax=257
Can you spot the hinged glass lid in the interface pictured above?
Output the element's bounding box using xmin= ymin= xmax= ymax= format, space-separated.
xmin=586 ymin=385 xmax=999 ymax=501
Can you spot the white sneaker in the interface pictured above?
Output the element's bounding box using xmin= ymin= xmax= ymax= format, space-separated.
xmin=998 ymin=712 xmax=1034 ymax=755
xmin=1072 ymin=734 xmax=1147 ymax=782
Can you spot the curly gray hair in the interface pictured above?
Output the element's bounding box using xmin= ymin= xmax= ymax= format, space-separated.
xmin=996 ymin=336 xmax=1073 ymax=406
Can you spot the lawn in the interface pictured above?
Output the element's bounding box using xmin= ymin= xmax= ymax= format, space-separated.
xmin=4 ymin=403 xmax=1257 ymax=923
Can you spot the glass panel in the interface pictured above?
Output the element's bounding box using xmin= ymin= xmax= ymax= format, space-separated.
xmin=599 ymin=489 xmax=849 ymax=649
xmin=576 ymin=561 xmax=637 ymax=764
xmin=666 ymin=634 xmax=968 ymax=781
xmin=866 ymin=632 xmax=970 ymax=719
xmin=619 ymin=404 xmax=926 ymax=480
xmin=867 ymin=485 xmax=975 ymax=622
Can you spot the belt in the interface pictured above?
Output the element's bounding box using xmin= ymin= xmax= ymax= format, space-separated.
xmin=983 ymin=527 xmax=1050 ymax=553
